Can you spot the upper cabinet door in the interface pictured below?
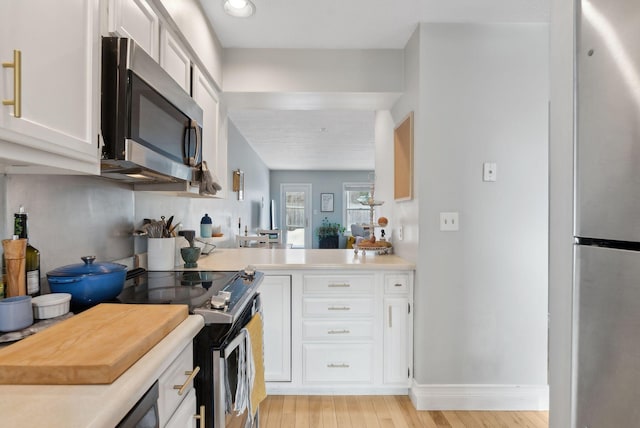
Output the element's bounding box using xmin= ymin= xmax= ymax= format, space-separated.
xmin=0 ymin=0 xmax=100 ymax=170
xmin=108 ymin=0 xmax=159 ymax=60
xmin=192 ymin=65 xmax=226 ymax=198
xmin=160 ymin=28 xmax=191 ymax=93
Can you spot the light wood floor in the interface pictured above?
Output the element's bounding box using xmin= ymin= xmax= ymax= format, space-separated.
xmin=260 ymin=395 xmax=549 ymax=428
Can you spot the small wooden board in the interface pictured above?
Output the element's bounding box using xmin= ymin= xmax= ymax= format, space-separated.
xmin=0 ymin=303 xmax=188 ymax=384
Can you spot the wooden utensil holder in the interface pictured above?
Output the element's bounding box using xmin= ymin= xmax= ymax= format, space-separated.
xmin=2 ymin=238 xmax=27 ymax=297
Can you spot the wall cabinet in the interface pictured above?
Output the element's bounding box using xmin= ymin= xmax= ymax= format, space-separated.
xmin=160 ymin=27 xmax=191 ymax=92
xmin=264 ymin=269 xmax=413 ymax=394
xmin=0 ymin=0 xmax=100 ymax=174
xmin=108 ymin=0 xmax=160 ymax=60
xmin=261 ymin=275 xmax=292 ymax=382
xmin=192 ymin=65 xmax=226 ymax=197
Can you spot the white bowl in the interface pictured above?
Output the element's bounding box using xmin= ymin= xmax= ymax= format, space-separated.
xmin=31 ymin=293 xmax=71 ymax=320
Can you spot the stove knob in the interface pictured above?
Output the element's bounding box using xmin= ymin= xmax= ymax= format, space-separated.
xmin=218 ymin=291 xmax=231 ymax=302
xmin=210 ymin=295 xmax=227 ymax=309
xmin=244 ymin=265 xmax=256 ymax=277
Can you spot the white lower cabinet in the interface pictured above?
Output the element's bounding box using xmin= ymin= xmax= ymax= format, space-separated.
xmin=264 ymin=270 xmax=412 ymax=394
xmin=158 ymin=343 xmax=200 ymax=427
xmin=261 ymin=275 xmax=292 ymax=382
xmin=165 ymin=388 xmax=198 ymax=428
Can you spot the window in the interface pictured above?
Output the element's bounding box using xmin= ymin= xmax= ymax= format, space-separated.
xmin=343 ymin=183 xmax=373 ymax=232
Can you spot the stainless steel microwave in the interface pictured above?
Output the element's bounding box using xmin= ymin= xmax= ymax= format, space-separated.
xmin=100 ymin=37 xmax=203 ymax=184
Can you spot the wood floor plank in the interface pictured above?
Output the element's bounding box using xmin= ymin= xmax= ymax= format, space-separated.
xmin=440 ymin=411 xmax=467 ymax=428
xmin=321 ymin=396 xmax=338 ymax=428
xmin=260 ymin=396 xmax=549 ymax=428
xmin=334 ymin=395 xmax=352 ymax=428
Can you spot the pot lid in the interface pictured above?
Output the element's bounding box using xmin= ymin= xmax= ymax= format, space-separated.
xmin=46 ymin=256 xmax=127 ymax=277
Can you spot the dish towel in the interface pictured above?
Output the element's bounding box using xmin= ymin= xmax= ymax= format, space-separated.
xmin=243 ymin=312 xmax=267 ymax=424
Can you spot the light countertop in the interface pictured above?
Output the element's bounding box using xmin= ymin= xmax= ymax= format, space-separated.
xmin=0 ymin=315 xmax=204 ymax=428
xmin=175 ymin=248 xmax=415 ymax=271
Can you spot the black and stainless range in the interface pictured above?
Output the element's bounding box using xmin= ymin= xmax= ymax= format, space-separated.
xmin=117 ymin=267 xmax=264 ymax=428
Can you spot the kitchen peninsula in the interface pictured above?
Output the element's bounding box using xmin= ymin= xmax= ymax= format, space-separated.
xmin=183 ymin=248 xmax=415 ymax=395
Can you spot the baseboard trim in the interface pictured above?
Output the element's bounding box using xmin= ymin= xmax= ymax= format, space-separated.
xmin=267 ymin=384 xmax=409 ymax=396
xmin=409 ymin=381 xmax=549 ymax=411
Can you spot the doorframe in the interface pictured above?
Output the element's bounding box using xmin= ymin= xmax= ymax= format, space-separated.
xmin=280 ymin=183 xmax=312 ymax=248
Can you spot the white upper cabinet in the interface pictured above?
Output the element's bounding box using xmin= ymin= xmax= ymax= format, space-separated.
xmin=192 ymin=65 xmax=226 ymax=198
xmin=0 ymin=0 xmax=100 ymax=174
xmin=160 ymin=27 xmax=191 ymax=93
xmin=108 ymin=0 xmax=159 ymax=60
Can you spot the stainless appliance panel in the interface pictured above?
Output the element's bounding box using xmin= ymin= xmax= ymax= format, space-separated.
xmin=575 ymin=245 xmax=640 ymax=427
xmin=576 ymin=0 xmax=640 ymax=241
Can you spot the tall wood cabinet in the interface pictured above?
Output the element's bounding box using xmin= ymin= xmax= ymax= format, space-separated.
xmin=0 ymin=0 xmax=100 ymax=174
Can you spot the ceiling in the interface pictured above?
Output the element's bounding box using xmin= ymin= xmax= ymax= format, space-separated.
xmin=200 ymin=0 xmax=550 ymax=170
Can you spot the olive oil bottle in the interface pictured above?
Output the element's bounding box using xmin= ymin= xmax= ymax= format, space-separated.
xmin=14 ymin=206 xmax=40 ymax=296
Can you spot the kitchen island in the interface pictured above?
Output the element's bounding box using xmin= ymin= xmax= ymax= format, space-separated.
xmin=0 ymin=315 xmax=204 ymax=428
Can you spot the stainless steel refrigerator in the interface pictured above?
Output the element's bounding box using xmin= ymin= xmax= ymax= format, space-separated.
xmin=575 ymin=0 xmax=640 ymax=426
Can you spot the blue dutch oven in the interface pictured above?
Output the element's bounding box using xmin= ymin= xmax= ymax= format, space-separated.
xmin=46 ymin=256 xmax=127 ymax=305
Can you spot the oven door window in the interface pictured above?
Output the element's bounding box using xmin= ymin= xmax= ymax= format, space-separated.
xmin=128 ymin=72 xmax=199 ymax=165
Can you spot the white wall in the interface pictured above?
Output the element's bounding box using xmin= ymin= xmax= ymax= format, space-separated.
xmin=390 ymin=23 xmax=550 ymax=409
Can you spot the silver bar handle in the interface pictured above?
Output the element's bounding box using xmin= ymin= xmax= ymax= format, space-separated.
xmin=328 ymin=306 xmax=351 ymax=311
xmin=327 ymin=363 xmax=350 ymax=368
xmin=328 ymin=329 xmax=350 ymax=335
xmin=328 ymin=283 xmax=350 ymax=288
xmin=389 ymin=305 xmax=393 ymax=328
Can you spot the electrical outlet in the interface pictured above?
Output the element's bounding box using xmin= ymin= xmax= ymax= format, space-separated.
xmin=483 ymin=162 xmax=497 ymax=182
xmin=398 ymin=226 xmax=404 ymax=240
xmin=440 ymin=212 xmax=459 ymax=231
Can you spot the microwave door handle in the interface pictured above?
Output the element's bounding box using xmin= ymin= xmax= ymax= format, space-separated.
xmin=183 ymin=119 xmax=201 ymax=167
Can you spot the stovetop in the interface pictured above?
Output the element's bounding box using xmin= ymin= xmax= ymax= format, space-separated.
xmin=115 ymin=268 xmax=263 ymax=325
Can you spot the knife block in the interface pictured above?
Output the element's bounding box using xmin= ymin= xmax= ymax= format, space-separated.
xmin=2 ymin=238 xmax=27 ymax=297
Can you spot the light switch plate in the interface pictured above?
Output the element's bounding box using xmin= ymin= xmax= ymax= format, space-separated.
xmin=483 ymin=162 xmax=497 ymax=182
xmin=440 ymin=212 xmax=459 ymax=231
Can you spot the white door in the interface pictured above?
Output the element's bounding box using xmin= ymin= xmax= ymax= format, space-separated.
xmin=281 ymin=184 xmax=312 ymax=249
xmin=261 ymin=275 xmax=292 ymax=382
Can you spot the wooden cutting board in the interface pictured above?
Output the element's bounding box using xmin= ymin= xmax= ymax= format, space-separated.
xmin=0 ymin=303 xmax=188 ymax=385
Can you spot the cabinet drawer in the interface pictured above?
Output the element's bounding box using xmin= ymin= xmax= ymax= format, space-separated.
xmin=303 ymin=297 xmax=374 ymax=317
xmin=384 ymin=274 xmax=409 ymax=294
xmin=303 ymin=344 xmax=373 ymax=383
xmin=165 ymin=388 xmax=197 ymax=428
xmin=302 ymin=320 xmax=374 ymax=340
xmin=303 ymin=275 xmax=373 ymax=294
xmin=158 ymin=344 xmax=197 ymax=427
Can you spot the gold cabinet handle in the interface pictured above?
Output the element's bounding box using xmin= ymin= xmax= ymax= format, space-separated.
xmin=173 ymin=366 xmax=200 ymax=396
xmin=194 ymin=404 xmax=205 ymax=427
xmin=328 ymin=283 xmax=350 ymax=288
xmin=2 ymin=50 xmax=21 ymax=118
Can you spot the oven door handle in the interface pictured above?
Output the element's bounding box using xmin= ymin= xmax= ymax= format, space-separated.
xmin=222 ymin=329 xmax=247 ymax=358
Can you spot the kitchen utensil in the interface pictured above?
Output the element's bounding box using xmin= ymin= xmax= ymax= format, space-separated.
xmin=0 ymin=296 xmax=33 ymax=332
xmin=0 ymin=303 xmax=188 ymax=384
xmin=2 ymin=237 xmax=27 ymax=297
xmin=147 ymin=237 xmax=176 ymax=270
xmin=180 ymin=247 xmax=201 ymax=268
xmin=31 ymin=293 xmax=71 ymax=319
xmin=46 ymin=256 xmax=127 ymax=305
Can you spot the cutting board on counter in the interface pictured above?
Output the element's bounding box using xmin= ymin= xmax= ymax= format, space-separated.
xmin=0 ymin=303 xmax=188 ymax=385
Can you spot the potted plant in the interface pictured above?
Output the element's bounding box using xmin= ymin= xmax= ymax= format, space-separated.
xmin=316 ymin=217 xmax=344 ymax=248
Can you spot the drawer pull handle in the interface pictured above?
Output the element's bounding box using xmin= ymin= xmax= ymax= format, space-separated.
xmin=328 ymin=329 xmax=351 ymax=335
xmin=194 ymin=404 xmax=205 ymax=427
xmin=328 ymin=306 xmax=351 ymax=311
xmin=327 ymin=363 xmax=350 ymax=368
xmin=2 ymin=50 xmax=22 ymax=118
xmin=173 ymin=366 xmax=201 ymax=396
xmin=394 ymin=283 xmax=403 ymax=287
xmin=328 ymin=283 xmax=350 ymax=288
xmin=389 ymin=306 xmax=393 ymax=328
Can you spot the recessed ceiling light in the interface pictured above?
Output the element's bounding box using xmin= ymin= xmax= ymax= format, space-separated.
xmin=223 ymin=0 xmax=255 ymax=18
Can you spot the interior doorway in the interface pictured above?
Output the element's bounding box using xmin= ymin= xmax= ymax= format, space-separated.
xmin=280 ymin=183 xmax=312 ymax=248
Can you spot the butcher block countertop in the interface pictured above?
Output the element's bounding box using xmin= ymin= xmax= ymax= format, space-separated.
xmin=0 ymin=314 xmax=204 ymax=428
xmin=177 ymin=248 xmax=415 ymax=271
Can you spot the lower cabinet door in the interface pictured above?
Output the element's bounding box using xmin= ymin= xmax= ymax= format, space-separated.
xmin=383 ymin=296 xmax=410 ymax=385
xmin=302 ymin=343 xmax=373 ymax=383
xmin=261 ymin=275 xmax=292 ymax=381
xmin=165 ymin=388 xmax=197 ymax=428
